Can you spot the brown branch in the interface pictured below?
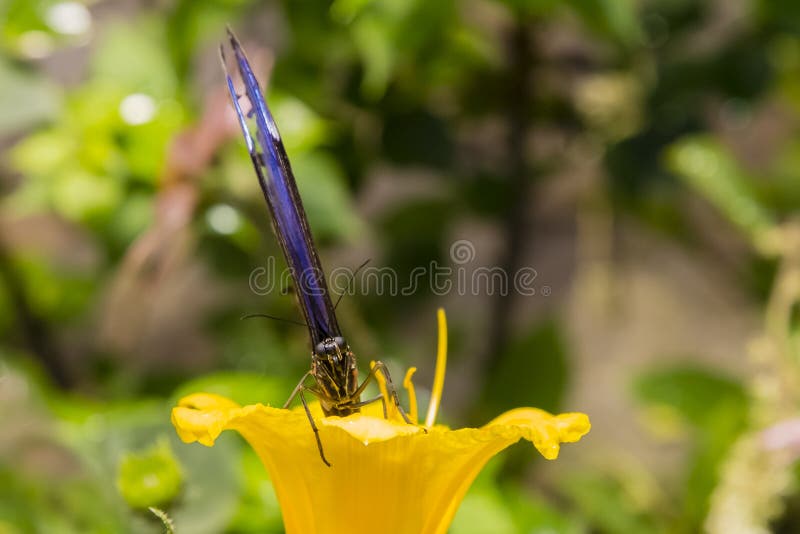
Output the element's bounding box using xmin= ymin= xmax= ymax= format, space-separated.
xmin=480 ymin=20 xmax=535 ymax=375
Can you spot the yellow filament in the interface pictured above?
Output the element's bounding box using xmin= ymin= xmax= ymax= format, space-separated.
xmin=425 ymin=308 xmax=448 ymax=428
xmin=403 ymin=367 xmax=419 ymax=424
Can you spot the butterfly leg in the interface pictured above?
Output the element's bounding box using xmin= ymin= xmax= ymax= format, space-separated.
xmin=352 ymin=361 xmax=414 ymax=425
xmin=283 ymin=371 xmax=312 ymax=409
xmin=349 ymin=394 xmax=388 ymax=418
xmin=298 ymin=389 xmax=331 ymax=467
xmin=283 ymin=372 xmax=332 ymax=467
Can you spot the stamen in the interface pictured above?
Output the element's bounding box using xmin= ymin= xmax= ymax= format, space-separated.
xmin=425 ymin=308 xmax=447 ymax=428
xmin=403 ymin=367 xmax=418 ymax=424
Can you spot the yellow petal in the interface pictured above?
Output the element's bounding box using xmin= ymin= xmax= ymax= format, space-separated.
xmin=171 ymin=394 xmax=590 ymax=534
xmin=486 ymin=408 xmax=591 ymax=460
xmin=171 ymin=393 xmax=241 ymax=446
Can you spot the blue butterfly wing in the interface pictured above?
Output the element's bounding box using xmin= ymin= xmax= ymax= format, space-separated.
xmin=222 ymin=31 xmax=341 ymax=348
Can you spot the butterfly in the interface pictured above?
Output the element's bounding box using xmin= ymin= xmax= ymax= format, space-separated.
xmin=220 ymin=29 xmax=413 ymax=466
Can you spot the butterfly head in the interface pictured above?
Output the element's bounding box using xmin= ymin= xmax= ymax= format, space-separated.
xmin=311 ymin=336 xmax=360 ymax=413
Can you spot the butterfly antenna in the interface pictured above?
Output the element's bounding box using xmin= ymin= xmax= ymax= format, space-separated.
xmin=241 ymin=313 xmax=308 ymax=327
xmin=334 ymin=259 xmax=371 ymax=310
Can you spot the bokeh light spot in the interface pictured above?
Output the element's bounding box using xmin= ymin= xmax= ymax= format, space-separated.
xmin=18 ymin=31 xmax=55 ymax=58
xmin=119 ymin=94 xmax=157 ymax=125
xmin=206 ymin=204 xmax=241 ymax=235
xmin=46 ymin=2 xmax=92 ymax=36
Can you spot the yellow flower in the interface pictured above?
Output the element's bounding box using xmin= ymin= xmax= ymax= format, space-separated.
xmin=172 ymin=309 xmax=590 ymax=534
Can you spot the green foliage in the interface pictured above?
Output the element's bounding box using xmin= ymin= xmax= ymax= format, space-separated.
xmin=452 ymin=457 xmax=584 ymax=534
xmin=633 ymin=365 xmax=749 ymax=531
xmin=292 ymin=151 xmax=364 ymax=241
xmin=117 ymin=439 xmax=184 ymax=509
xmin=226 ymin=447 xmax=283 ymax=533
xmin=478 ymin=318 xmax=569 ymax=420
xmin=570 ymin=0 xmax=643 ymax=45
xmin=633 ymin=365 xmax=748 ymax=428
xmin=172 ymin=371 xmax=288 ymax=407
xmin=0 ymin=361 xmax=249 ymax=532
xmin=2 ymin=0 xmax=799 ymax=532
xmin=0 ymin=57 xmax=60 ymax=134
xmin=666 ymin=137 xmax=773 ymax=244
xmin=93 ymin=19 xmax=179 ymax=99
xmin=560 ymin=471 xmax=663 ymax=534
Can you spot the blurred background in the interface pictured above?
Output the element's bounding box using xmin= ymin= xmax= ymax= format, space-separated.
xmin=2 ymin=0 xmax=800 ymax=532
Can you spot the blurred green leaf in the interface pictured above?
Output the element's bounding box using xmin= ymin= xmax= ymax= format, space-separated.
xmin=633 ymin=364 xmax=749 ymax=530
xmin=172 ymin=371 xmax=288 ymax=408
xmin=633 ymin=364 xmax=747 ymax=428
xmin=450 ymin=491 xmax=517 ymax=534
xmin=329 ymin=0 xmax=376 ymax=23
xmin=226 ymin=447 xmax=283 ymax=533
xmin=493 ymin=0 xmax=643 ymax=46
xmin=211 ymin=313 xmax=296 ymax=377
xmin=107 ymin=193 xmax=155 ymax=244
xmin=352 ymin=15 xmax=394 ymax=99
xmin=453 ymin=457 xmax=584 ymax=534
xmin=0 ymin=464 xmax=131 ymax=533
xmin=451 ymin=457 xmax=516 ymax=534
xmin=666 ymin=136 xmax=774 ymax=244
xmin=120 ymin=99 xmax=185 ymax=181
xmin=1 ymin=0 xmax=49 ymax=45
xmin=504 ymin=486 xmax=585 ymax=534
xmin=271 ymin=93 xmax=331 ymax=152
xmin=10 ymin=127 xmax=75 ymax=177
xmin=478 ymin=318 xmax=569 ymax=421
xmin=569 ymin=0 xmax=643 ymax=46
xmin=293 ymin=151 xmax=364 ymax=242
xmin=167 ymin=434 xmax=241 ymax=534
xmin=51 ymin=168 xmax=123 ymax=223
xmin=165 ymin=0 xmax=248 ymax=83
xmin=92 ymin=18 xmax=178 ymax=99
xmin=8 ymin=254 xmax=95 ymax=322
xmin=0 ymin=58 xmax=60 ymax=134
xmin=561 ymin=472 xmax=662 ymax=534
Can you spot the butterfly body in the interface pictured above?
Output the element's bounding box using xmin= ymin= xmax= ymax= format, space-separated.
xmin=312 ymin=337 xmax=360 ymax=416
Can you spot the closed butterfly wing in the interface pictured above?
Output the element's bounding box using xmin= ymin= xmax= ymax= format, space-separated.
xmin=221 ymin=31 xmax=341 ymax=349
